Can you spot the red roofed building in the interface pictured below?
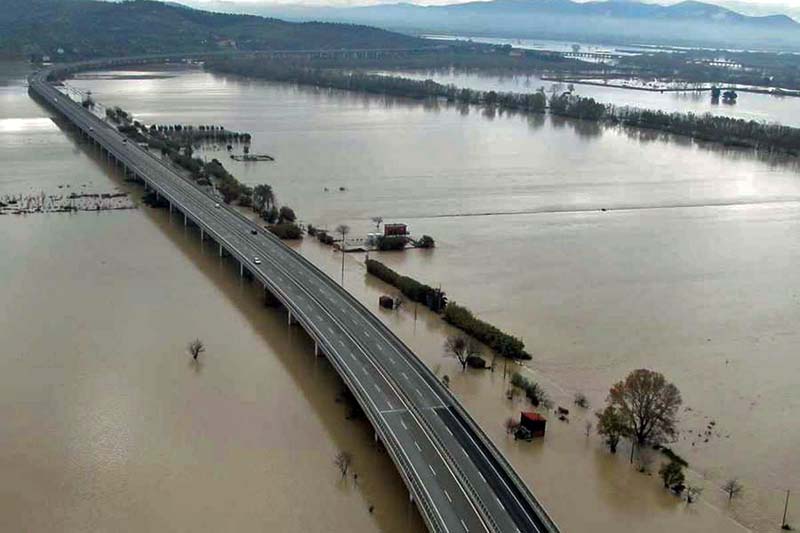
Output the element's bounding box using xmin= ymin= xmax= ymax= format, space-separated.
xmin=520 ymin=412 xmax=547 ymax=438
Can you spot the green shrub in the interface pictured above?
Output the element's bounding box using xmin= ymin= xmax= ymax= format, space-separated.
xmin=377 ymin=236 xmax=408 ymax=251
xmin=268 ymin=223 xmax=302 ymax=240
xmin=365 ymin=259 xmax=446 ymax=312
xmin=443 ymin=302 xmax=530 ymax=360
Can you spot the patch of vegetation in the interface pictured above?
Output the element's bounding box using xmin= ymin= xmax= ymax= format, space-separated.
xmin=268 ymin=222 xmax=302 ymax=240
xmin=365 ymin=259 xmax=447 ymax=312
xmin=443 ymin=302 xmax=530 ymax=360
xmin=510 ymin=372 xmax=551 ymax=408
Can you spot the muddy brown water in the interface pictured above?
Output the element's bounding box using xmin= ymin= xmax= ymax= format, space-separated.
xmin=2 ymin=61 xmax=799 ymax=531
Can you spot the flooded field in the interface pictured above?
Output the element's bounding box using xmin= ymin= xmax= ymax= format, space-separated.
xmin=3 ymin=60 xmax=800 ymax=531
xmin=373 ymin=68 xmax=800 ymax=126
xmin=0 ymin=62 xmax=423 ymax=533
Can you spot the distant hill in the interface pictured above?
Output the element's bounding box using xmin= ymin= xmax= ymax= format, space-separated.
xmin=0 ymin=0 xmax=424 ymax=59
xmin=197 ymin=0 xmax=800 ymax=51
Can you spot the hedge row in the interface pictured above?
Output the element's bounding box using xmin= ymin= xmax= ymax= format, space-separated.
xmin=365 ymin=259 xmax=447 ymax=312
xmin=365 ymin=259 xmax=531 ymax=360
xmin=443 ymin=302 xmax=531 ymax=360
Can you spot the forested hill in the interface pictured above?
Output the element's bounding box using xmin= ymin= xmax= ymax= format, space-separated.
xmin=0 ymin=0 xmax=425 ymax=60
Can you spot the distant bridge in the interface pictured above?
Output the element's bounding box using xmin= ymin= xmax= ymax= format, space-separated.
xmin=29 ymin=54 xmax=560 ymax=533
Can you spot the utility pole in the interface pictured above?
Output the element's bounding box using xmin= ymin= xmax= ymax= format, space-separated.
xmin=782 ymin=489 xmax=791 ymax=530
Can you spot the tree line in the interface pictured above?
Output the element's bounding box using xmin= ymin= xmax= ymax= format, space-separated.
xmin=207 ymin=57 xmax=800 ymax=157
xmin=365 ymin=259 xmax=531 ymax=360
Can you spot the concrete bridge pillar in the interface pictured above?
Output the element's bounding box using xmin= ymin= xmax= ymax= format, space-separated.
xmin=183 ymin=213 xmax=187 ymax=227
xmin=240 ymin=262 xmax=244 ymax=278
xmin=314 ymin=342 xmax=320 ymax=358
xmin=288 ymin=310 xmax=295 ymax=326
xmin=218 ymin=243 xmax=223 ymax=257
xmin=200 ymin=228 xmax=204 ymax=241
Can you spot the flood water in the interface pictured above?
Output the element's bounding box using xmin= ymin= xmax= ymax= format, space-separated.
xmin=375 ymin=68 xmax=800 ymax=126
xmin=3 ymin=61 xmax=800 ymax=532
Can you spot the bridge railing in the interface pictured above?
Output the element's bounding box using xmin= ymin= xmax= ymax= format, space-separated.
xmin=30 ymin=77 xmax=449 ymax=533
xmin=31 ymin=56 xmax=559 ymax=533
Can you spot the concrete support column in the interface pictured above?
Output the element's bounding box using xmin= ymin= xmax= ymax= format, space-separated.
xmin=183 ymin=213 xmax=187 ymax=227
xmin=314 ymin=342 xmax=320 ymax=357
xmin=219 ymin=243 xmax=223 ymax=257
xmin=288 ymin=310 xmax=294 ymax=326
xmin=240 ymin=262 xmax=244 ymax=278
xmin=200 ymin=228 xmax=204 ymax=241
xmin=168 ymin=202 xmax=173 ymax=213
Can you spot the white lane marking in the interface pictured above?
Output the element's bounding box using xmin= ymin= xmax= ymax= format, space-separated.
xmin=495 ymin=497 xmax=507 ymax=512
xmin=386 ymin=400 xmax=393 ymax=410
xmin=338 ymin=340 xmax=345 ymax=348
xmin=350 ymin=353 xmax=357 ymax=361
xmin=416 ymin=388 xmax=423 ymax=397
xmin=401 ymin=372 xmax=409 ymax=380
xmin=400 ymin=420 xmax=408 ymax=430
xmin=364 ymin=331 xmax=370 ymax=337
xmin=362 ymin=367 xmax=369 ymax=375
xmin=460 ymin=519 xmax=469 ymax=532
xmin=373 ymin=384 xmax=381 ymax=393
xmin=478 ymin=471 xmax=487 ymax=483
xmin=428 ymin=464 xmax=436 ymax=476
xmin=414 ymin=441 xmax=422 ymax=452
xmin=445 ymin=427 xmax=454 ymax=437
xmin=444 ymin=490 xmax=452 ymax=503
xmin=327 ymin=326 xmax=334 ymax=334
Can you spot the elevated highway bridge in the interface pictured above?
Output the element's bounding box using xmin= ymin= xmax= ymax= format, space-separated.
xmin=29 ymin=54 xmax=560 ymax=533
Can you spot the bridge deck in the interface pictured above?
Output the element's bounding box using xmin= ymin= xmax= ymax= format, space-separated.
xmin=29 ymin=55 xmax=559 ymax=533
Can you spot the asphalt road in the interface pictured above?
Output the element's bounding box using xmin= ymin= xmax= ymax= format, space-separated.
xmin=29 ymin=62 xmax=559 ymax=533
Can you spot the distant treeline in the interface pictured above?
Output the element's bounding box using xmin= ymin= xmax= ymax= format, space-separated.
xmin=207 ymin=57 xmax=800 ymax=157
xmin=365 ymin=259 xmax=531 ymax=360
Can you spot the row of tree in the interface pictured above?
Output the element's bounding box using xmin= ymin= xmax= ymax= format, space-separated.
xmin=207 ymin=57 xmax=800 ymax=157
xmin=365 ymin=259 xmax=447 ymax=312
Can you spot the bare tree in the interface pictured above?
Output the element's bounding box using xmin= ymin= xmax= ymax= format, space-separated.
xmin=722 ymin=478 xmax=743 ymax=502
xmin=371 ymin=216 xmax=383 ymax=232
xmin=686 ymin=485 xmax=704 ymax=505
xmin=334 ymin=451 xmax=353 ymax=479
xmin=187 ymin=339 xmax=205 ymax=360
xmin=444 ymin=334 xmax=481 ymax=372
xmin=606 ymin=369 xmax=682 ymax=445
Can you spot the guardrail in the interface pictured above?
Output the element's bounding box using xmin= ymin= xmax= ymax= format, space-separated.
xmin=30 ymin=75 xmax=448 ymax=532
xmin=29 ymin=55 xmax=560 ymax=533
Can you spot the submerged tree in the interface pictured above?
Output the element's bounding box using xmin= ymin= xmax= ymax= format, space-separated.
xmin=444 ymin=334 xmax=482 ymax=372
xmin=596 ymin=405 xmax=626 ymax=454
xmin=659 ymin=460 xmax=685 ymax=489
xmin=187 ymin=339 xmax=205 ymax=360
xmin=722 ymin=478 xmax=743 ymax=502
xmin=606 ymin=369 xmax=682 ymax=445
xmin=334 ymin=451 xmax=353 ymax=479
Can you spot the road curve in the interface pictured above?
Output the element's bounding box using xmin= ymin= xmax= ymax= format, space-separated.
xmin=28 ymin=55 xmax=560 ymax=533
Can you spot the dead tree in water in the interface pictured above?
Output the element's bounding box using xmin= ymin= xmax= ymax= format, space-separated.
xmin=187 ymin=339 xmax=205 ymax=360
xmin=334 ymin=451 xmax=353 ymax=479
